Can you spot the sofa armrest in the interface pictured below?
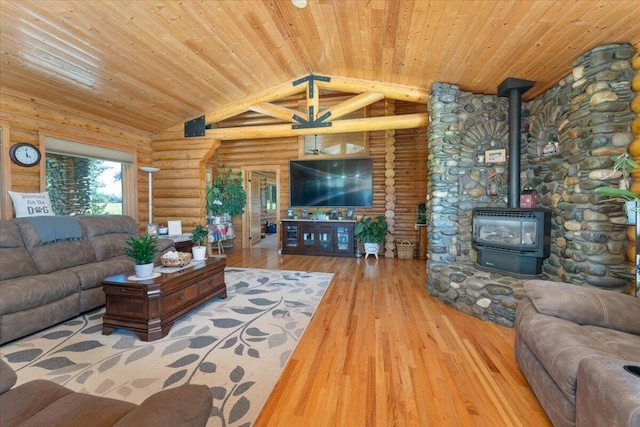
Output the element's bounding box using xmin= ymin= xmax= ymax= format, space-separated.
xmin=524 ymin=280 xmax=640 ymax=335
xmin=0 ymin=358 xmax=17 ymax=394
xmin=576 ymin=356 xmax=640 ymax=426
xmin=114 ymin=384 xmax=212 ymax=427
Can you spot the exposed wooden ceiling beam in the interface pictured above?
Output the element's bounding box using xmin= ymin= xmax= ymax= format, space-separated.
xmin=248 ymin=102 xmax=303 ymax=123
xmin=324 ymin=92 xmax=385 ymax=122
xmin=317 ymin=75 xmax=429 ymax=104
xmin=173 ymin=74 xmax=429 ymax=130
xmin=204 ymin=113 xmax=427 ymax=140
xmin=165 ymin=78 xmax=310 ymax=131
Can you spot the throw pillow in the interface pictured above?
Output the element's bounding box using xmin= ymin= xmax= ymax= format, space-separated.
xmin=8 ymin=191 xmax=55 ymax=217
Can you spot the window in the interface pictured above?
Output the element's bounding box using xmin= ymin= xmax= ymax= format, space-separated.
xmin=44 ymin=136 xmax=135 ymax=216
xmin=298 ymin=95 xmax=368 ymax=158
xmin=266 ymin=183 xmax=277 ymax=211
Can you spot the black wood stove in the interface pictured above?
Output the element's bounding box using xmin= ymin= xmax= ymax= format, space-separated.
xmin=471 ymin=78 xmax=552 ymax=276
xmin=472 ymin=207 xmax=551 ymax=276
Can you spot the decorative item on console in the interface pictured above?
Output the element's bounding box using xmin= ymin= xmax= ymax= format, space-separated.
xmin=313 ymin=208 xmax=329 ymax=220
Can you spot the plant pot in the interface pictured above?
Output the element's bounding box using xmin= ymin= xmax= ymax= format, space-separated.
xmin=209 ymin=216 xmax=223 ymax=225
xmin=192 ymin=245 xmax=207 ymax=261
xmin=364 ymin=242 xmax=380 ymax=260
xmin=624 ymin=200 xmax=638 ymax=224
xmin=134 ymin=262 xmax=154 ymax=278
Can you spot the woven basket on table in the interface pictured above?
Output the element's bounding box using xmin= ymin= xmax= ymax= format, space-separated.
xmin=161 ymin=252 xmax=192 ymax=267
xmin=397 ymin=240 xmax=415 ymax=259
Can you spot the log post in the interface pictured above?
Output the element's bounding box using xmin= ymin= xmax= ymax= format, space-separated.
xmin=385 ymin=99 xmax=396 ymax=258
xmin=628 ymin=42 xmax=640 ymax=296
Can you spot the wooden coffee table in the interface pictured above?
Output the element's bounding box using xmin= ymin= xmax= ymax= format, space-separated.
xmin=102 ymin=257 xmax=226 ymax=341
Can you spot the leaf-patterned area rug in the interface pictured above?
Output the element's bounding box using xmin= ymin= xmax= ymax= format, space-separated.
xmin=0 ymin=268 xmax=333 ymax=427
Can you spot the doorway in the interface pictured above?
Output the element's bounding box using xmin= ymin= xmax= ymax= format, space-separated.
xmin=242 ymin=166 xmax=280 ymax=250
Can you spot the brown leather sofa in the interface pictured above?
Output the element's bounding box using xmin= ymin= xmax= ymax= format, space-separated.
xmin=0 ymin=358 xmax=212 ymax=426
xmin=515 ymin=279 xmax=640 ymax=427
xmin=0 ymin=215 xmax=174 ymax=344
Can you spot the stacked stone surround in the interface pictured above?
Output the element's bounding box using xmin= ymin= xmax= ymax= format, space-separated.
xmin=426 ymin=43 xmax=637 ymax=327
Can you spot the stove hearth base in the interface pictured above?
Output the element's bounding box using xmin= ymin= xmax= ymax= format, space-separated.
xmin=476 ymin=247 xmax=543 ymax=277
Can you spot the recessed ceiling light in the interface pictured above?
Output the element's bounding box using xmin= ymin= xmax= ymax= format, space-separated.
xmin=292 ymin=0 xmax=307 ymax=8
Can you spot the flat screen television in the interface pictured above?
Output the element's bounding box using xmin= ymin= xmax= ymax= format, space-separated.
xmin=289 ymin=157 xmax=373 ymax=207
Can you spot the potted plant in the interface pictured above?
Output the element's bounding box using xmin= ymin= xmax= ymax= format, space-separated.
xmin=594 ymin=153 xmax=639 ymax=222
xmin=354 ymin=215 xmax=389 ymax=260
xmin=191 ymin=224 xmax=209 ymax=260
xmin=205 ymin=168 xmax=247 ymax=222
xmin=124 ymin=235 xmax=158 ymax=278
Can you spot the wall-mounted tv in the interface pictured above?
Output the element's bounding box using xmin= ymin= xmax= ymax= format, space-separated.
xmin=289 ymin=157 xmax=373 ymax=208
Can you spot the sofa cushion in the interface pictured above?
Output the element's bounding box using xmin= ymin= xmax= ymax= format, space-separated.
xmin=0 ymin=358 xmax=17 ymax=395
xmin=581 ymin=326 xmax=640 ymax=362
xmin=524 ymin=279 xmax=640 ymax=336
xmin=114 ymin=384 xmax=212 ymax=427
xmin=18 ymin=390 xmax=137 ymax=427
xmin=69 ymin=257 xmax=133 ymax=292
xmin=77 ymin=215 xmax=140 ymax=261
xmin=0 ymin=379 xmax=74 ymax=426
xmin=0 ymin=271 xmax=79 ymax=316
xmin=0 ymin=291 xmax=80 ymax=345
xmin=0 ymin=220 xmax=37 ymax=281
xmin=16 ymin=219 xmax=96 ymax=274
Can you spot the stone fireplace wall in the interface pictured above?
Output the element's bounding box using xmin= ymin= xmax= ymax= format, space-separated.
xmin=427 ymin=43 xmax=637 ymax=327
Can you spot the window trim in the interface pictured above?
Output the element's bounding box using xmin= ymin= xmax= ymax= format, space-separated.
xmin=0 ymin=123 xmax=11 ymax=219
xmin=40 ymin=130 xmax=138 ymax=217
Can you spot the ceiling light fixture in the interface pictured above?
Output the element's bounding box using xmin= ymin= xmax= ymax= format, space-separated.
xmin=292 ymin=0 xmax=307 ymax=9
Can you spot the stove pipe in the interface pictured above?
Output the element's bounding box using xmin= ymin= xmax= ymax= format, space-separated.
xmin=497 ymin=78 xmax=535 ymax=208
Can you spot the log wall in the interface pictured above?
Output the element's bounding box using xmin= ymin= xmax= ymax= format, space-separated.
xmin=205 ymin=99 xmax=428 ymax=255
xmin=0 ymin=89 xmax=152 ymax=224
xmin=150 ymin=133 xmax=219 ymax=230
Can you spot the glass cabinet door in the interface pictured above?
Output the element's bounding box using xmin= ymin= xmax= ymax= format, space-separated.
xmin=303 ymin=231 xmax=315 ymax=248
xmin=335 ymin=225 xmax=351 ymax=252
xmin=317 ymin=228 xmax=332 ymax=252
xmin=285 ymin=225 xmax=299 ymax=247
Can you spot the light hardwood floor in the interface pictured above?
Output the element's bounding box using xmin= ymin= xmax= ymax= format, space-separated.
xmin=224 ymin=249 xmax=551 ymax=426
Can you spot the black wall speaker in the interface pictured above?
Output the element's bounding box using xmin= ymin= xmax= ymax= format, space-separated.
xmin=184 ymin=115 xmax=206 ymax=137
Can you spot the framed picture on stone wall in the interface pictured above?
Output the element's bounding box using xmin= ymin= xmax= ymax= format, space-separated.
xmin=485 ymin=148 xmax=506 ymax=163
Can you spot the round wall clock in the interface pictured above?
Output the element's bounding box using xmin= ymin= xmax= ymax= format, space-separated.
xmin=9 ymin=143 xmax=41 ymax=167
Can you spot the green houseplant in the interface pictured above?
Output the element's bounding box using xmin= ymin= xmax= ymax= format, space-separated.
xmin=191 ymin=224 xmax=209 ymax=260
xmin=594 ymin=153 xmax=639 ymax=222
xmin=124 ymin=235 xmax=158 ymax=278
xmin=205 ymin=168 xmax=247 ymax=220
xmin=354 ymin=215 xmax=389 ymax=260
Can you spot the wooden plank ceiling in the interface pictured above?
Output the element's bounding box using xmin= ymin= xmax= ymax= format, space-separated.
xmin=1 ymin=0 xmax=639 ymax=134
